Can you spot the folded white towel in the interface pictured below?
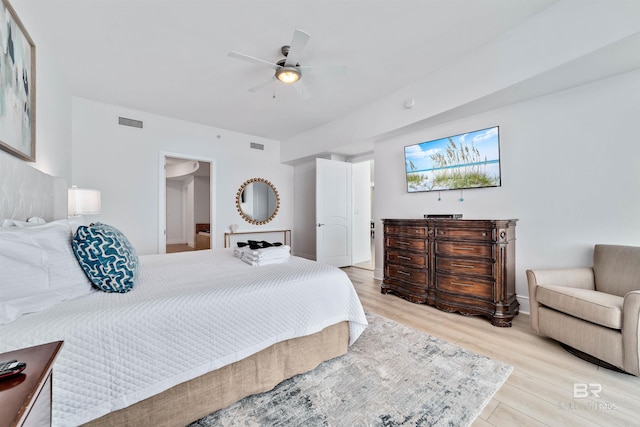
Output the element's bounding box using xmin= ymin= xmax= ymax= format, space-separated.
xmin=243 ymin=249 xmax=290 ymax=260
xmin=233 ymin=247 xmax=244 ymax=258
xmin=240 ymin=245 xmax=290 ymax=257
xmin=243 ymin=254 xmax=290 ymax=264
xmin=240 ymin=245 xmax=291 ymax=259
xmin=241 ymin=256 xmax=290 ymax=266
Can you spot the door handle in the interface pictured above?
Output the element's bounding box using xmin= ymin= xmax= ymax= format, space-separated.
xmin=317 ymin=223 xmax=325 ymax=227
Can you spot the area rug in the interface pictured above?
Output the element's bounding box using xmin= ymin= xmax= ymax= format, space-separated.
xmin=189 ymin=313 xmax=512 ymax=427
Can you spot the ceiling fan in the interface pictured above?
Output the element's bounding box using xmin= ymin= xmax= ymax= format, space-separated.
xmin=228 ymin=29 xmax=340 ymax=99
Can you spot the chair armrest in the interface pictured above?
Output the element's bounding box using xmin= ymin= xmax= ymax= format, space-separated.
xmin=526 ymin=268 xmax=594 ymax=332
xmin=526 ymin=268 xmax=595 ymax=289
xmin=623 ymin=291 xmax=640 ymax=376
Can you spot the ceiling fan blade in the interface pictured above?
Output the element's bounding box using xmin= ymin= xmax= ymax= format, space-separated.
xmin=293 ymin=80 xmax=311 ymax=99
xmin=248 ymin=77 xmax=275 ymax=93
xmin=284 ymin=29 xmax=310 ymax=67
xmin=228 ymin=51 xmax=280 ymax=70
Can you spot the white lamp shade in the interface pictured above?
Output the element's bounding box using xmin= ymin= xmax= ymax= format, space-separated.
xmin=68 ymin=187 xmax=101 ymax=216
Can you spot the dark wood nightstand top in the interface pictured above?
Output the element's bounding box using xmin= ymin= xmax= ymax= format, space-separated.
xmin=0 ymin=341 xmax=63 ymax=427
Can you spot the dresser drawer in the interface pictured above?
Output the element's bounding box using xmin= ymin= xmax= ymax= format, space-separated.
xmin=435 ymin=241 xmax=492 ymax=259
xmin=436 ymin=257 xmax=492 ymax=278
xmin=435 ymin=227 xmax=492 ymax=242
xmin=385 ymin=264 xmax=427 ymax=284
xmin=385 ymin=225 xmax=426 ymax=238
xmin=386 ymin=250 xmax=427 ymax=268
xmin=436 ymin=274 xmax=493 ymax=300
xmin=386 ymin=237 xmax=426 ymax=252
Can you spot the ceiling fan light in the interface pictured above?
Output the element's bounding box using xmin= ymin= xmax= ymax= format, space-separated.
xmin=276 ymin=67 xmax=301 ymax=84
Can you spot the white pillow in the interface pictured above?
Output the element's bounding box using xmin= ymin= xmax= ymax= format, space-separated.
xmin=1 ymin=217 xmax=47 ymax=228
xmin=2 ymin=219 xmax=31 ymax=227
xmin=0 ymin=219 xmax=93 ymax=324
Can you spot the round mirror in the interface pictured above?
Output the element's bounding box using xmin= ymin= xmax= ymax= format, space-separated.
xmin=235 ymin=178 xmax=280 ymax=225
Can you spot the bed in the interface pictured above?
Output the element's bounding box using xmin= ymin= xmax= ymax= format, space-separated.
xmin=0 ymin=154 xmax=368 ymax=426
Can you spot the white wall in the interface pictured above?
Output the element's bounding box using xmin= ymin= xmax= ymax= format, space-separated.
xmin=71 ymin=97 xmax=293 ymax=255
xmin=7 ymin=1 xmax=72 ymax=182
xmin=194 ymin=175 xmax=210 ymax=224
xmin=292 ymin=159 xmax=316 ymax=259
xmin=374 ymin=69 xmax=640 ymax=312
xmin=165 ymin=180 xmax=184 ymax=244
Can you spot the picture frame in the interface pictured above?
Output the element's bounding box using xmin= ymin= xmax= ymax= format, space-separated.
xmin=0 ymin=0 xmax=35 ymax=162
xmin=404 ymin=126 xmax=501 ymax=193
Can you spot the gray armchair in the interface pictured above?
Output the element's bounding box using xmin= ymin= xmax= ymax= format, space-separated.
xmin=527 ymin=244 xmax=640 ymax=376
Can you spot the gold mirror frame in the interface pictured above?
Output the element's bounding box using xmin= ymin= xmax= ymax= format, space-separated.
xmin=235 ymin=178 xmax=280 ymax=225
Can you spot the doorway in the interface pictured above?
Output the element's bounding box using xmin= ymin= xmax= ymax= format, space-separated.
xmin=352 ymin=159 xmax=374 ymax=270
xmin=315 ymin=157 xmax=374 ymax=269
xmin=158 ymin=152 xmax=216 ymax=254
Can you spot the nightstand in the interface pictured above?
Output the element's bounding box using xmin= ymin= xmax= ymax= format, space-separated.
xmin=0 ymin=341 xmax=63 ymax=427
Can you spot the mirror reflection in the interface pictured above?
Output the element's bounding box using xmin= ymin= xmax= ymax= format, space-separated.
xmin=236 ymin=178 xmax=280 ymax=225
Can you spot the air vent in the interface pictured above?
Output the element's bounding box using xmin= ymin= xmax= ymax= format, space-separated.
xmin=250 ymin=142 xmax=264 ymax=150
xmin=118 ymin=117 xmax=143 ymax=128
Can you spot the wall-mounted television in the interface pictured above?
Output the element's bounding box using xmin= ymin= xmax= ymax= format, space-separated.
xmin=404 ymin=126 xmax=501 ymax=193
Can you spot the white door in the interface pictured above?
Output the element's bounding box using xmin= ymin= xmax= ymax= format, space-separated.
xmin=316 ymin=158 xmax=352 ymax=266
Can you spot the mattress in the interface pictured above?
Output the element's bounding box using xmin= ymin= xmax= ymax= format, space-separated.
xmin=0 ymin=249 xmax=368 ymax=426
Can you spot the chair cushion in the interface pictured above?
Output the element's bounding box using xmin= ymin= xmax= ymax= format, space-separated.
xmin=593 ymin=244 xmax=640 ymax=297
xmin=536 ymin=285 xmax=623 ymax=329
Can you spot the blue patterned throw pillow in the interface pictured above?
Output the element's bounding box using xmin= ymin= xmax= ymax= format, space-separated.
xmin=72 ymin=222 xmax=139 ymax=293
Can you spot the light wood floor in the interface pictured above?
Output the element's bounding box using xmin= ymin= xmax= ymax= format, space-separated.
xmin=342 ymin=267 xmax=640 ymax=427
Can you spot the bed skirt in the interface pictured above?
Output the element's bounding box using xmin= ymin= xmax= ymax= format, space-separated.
xmin=83 ymin=321 xmax=350 ymax=427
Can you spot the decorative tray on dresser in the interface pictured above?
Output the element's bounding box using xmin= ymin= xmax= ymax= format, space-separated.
xmin=382 ymin=218 xmax=519 ymax=327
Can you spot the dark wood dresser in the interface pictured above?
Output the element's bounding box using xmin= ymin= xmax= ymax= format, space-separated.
xmin=382 ymin=218 xmax=518 ymax=327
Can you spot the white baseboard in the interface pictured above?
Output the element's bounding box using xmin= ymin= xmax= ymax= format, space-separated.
xmin=517 ymin=295 xmax=530 ymax=316
xmin=167 ymin=238 xmax=186 ymax=245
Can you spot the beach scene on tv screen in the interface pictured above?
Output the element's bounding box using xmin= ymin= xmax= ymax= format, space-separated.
xmin=405 ymin=126 xmax=501 ymax=192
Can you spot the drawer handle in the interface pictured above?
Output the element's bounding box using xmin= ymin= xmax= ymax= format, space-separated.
xmin=451 ymin=281 xmax=473 ymax=287
xmin=397 ymin=241 xmax=411 ymax=245
xmin=397 ymin=255 xmax=411 ymax=260
xmin=451 ymin=263 xmax=474 ymax=268
xmin=398 ymin=270 xmax=411 ymax=276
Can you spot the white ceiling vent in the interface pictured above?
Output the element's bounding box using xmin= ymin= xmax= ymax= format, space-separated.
xmin=250 ymin=142 xmax=264 ymax=150
xmin=118 ymin=117 xmax=143 ymax=128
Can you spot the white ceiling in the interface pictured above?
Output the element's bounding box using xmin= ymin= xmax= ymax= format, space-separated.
xmin=22 ymin=0 xmax=557 ymax=142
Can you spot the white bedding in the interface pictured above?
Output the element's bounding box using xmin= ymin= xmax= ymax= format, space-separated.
xmin=0 ymin=249 xmax=367 ymax=426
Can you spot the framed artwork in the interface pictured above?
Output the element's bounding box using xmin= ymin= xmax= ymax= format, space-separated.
xmin=0 ymin=0 xmax=35 ymax=161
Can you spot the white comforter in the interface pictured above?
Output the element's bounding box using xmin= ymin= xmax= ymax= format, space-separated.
xmin=0 ymin=249 xmax=368 ymax=426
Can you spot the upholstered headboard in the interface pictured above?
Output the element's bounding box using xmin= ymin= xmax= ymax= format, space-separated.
xmin=0 ymin=153 xmax=67 ymax=221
